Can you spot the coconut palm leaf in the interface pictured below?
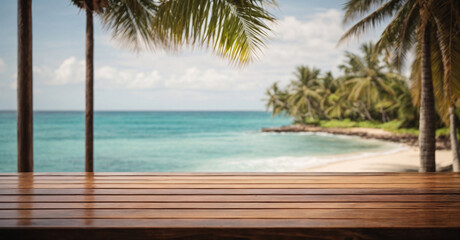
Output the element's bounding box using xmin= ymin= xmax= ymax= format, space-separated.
xmin=99 ymin=0 xmax=164 ymax=51
xmin=339 ymin=0 xmax=405 ymax=45
xmin=98 ymin=0 xmax=276 ymax=65
xmin=118 ymin=0 xmax=276 ymax=65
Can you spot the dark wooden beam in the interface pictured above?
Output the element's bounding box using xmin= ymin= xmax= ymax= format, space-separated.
xmin=17 ymin=0 xmax=33 ymax=172
xmin=3 ymin=228 xmax=460 ymax=240
xmin=85 ymin=7 xmax=94 ymax=172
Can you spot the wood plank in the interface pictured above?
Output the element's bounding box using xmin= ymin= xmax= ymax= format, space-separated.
xmin=7 ymin=175 xmax=460 ymax=179
xmin=2 ymin=209 xmax=460 ymax=220
xmin=2 ymin=183 xmax=459 ymax=189
xmin=1 ymin=188 xmax=458 ymax=195
xmin=0 ymin=218 xmax=459 ymax=229
xmin=1 ymin=194 xmax=459 ymax=202
xmin=2 ymin=172 xmax=459 ymax=176
xmin=5 ymin=178 xmax=460 ymax=184
xmin=2 ymin=202 xmax=460 ymax=209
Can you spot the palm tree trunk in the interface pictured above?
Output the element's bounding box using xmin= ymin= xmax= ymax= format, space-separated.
xmin=306 ymin=97 xmax=313 ymax=120
xmin=85 ymin=8 xmax=94 ymax=172
xmin=419 ymin=25 xmax=436 ymax=172
xmin=17 ymin=0 xmax=33 ymax=172
xmin=360 ymin=101 xmax=374 ymax=121
xmin=450 ymin=105 xmax=460 ymax=172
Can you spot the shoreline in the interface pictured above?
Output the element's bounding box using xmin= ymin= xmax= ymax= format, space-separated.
xmin=262 ymin=124 xmax=451 ymax=150
xmin=262 ymin=125 xmax=454 ymax=172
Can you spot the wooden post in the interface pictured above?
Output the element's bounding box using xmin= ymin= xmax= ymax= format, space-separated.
xmin=17 ymin=0 xmax=33 ymax=172
xmin=85 ymin=7 xmax=94 ymax=172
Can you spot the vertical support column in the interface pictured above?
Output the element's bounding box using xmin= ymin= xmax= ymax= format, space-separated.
xmin=85 ymin=8 xmax=94 ymax=172
xmin=17 ymin=0 xmax=33 ymax=172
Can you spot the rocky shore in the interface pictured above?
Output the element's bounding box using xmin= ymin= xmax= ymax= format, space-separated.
xmin=262 ymin=125 xmax=451 ymax=150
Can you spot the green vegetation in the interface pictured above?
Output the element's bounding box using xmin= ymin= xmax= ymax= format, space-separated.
xmin=304 ymin=118 xmax=443 ymax=136
xmin=337 ymin=0 xmax=460 ymax=172
xmin=266 ymin=42 xmax=417 ymax=127
xmin=265 ymin=42 xmax=456 ymax=138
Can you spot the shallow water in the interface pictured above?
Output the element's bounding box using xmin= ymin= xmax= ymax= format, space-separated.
xmin=0 ymin=111 xmax=400 ymax=172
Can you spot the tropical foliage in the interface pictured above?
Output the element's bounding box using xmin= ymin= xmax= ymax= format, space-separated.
xmin=338 ymin=0 xmax=460 ymax=172
xmin=89 ymin=0 xmax=277 ymax=65
xmin=265 ymin=42 xmax=417 ymax=127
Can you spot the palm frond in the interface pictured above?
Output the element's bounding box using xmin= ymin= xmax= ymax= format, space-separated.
xmin=153 ymin=0 xmax=276 ymax=65
xmin=339 ymin=0 xmax=405 ymax=45
xmin=101 ymin=0 xmax=165 ymax=51
xmin=376 ymin=0 xmax=418 ymax=71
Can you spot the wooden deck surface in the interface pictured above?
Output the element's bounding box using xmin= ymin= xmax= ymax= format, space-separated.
xmin=0 ymin=172 xmax=460 ymax=239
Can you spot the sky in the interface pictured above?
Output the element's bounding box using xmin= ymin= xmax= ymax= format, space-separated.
xmin=0 ymin=0 xmax=379 ymax=111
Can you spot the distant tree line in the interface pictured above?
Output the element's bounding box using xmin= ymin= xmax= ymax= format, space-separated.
xmin=265 ymin=42 xmax=421 ymax=128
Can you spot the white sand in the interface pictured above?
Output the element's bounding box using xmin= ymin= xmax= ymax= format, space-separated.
xmin=304 ymin=147 xmax=453 ymax=172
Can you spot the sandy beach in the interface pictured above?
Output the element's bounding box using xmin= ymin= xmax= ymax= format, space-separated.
xmin=304 ymin=147 xmax=453 ymax=172
xmin=263 ymin=125 xmax=454 ymax=172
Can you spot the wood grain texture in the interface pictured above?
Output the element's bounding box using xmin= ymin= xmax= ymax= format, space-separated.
xmin=2 ymin=194 xmax=460 ymax=202
xmin=2 ymin=183 xmax=459 ymax=189
xmin=0 ymin=173 xmax=459 ymax=240
xmin=1 ymin=188 xmax=458 ymax=195
xmin=85 ymin=7 xmax=94 ymax=173
xmin=16 ymin=0 xmax=33 ymax=173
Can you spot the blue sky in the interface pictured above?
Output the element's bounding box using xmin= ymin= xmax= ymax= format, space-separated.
xmin=0 ymin=0 xmax=378 ymax=111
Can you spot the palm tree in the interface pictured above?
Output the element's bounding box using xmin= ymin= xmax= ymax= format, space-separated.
xmin=71 ymin=0 xmax=107 ymax=172
xmin=71 ymin=0 xmax=276 ymax=172
xmin=340 ymin=0 xmax=438 ymax=172
xmin=316 ymin=72 xmax=338 ymax=119
xmin=430 ymin=1 xmax=460 ymax=172
xmin=287 ymin=66 xmax=322 ymax=121
xmin=17 ymin=0 xmax=33 ymax=172
xmin=410 ymin=25 xmax=460 ymax=172
xmin=323 ymin=92 xmax=350 ymax=120
xmin=391 ymin=78 xmax=417 ymax=127
xmin=339 ymin=42 xmax=396 ymax=122
xmin=265 ymin=83 xmax=290 ymax=117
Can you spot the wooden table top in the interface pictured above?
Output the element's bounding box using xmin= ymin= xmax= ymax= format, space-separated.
xmin=1 ymin=172 xmax=460 ymax=239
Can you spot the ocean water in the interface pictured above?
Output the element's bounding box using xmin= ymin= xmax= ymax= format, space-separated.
xmin=0 ymin=111 xmax=401 ymax=172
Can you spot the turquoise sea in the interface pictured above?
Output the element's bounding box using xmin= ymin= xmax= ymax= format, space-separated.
xmin=0 ymin=111 xmax=400 ymax=172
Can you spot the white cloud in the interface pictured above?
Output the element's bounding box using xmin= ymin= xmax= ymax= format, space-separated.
xmin=96 ymin=66 xmax=161 ymax=90
xmin=42 ymin=57 xmax=161 ymax=90
xmin=274 ymin=10 xmax=343 ymax=44
xmin=165 ymin=68 xmax=239 ymax=91
xmin=164 ymin=67 xmax=268 ymax=92
xmin=263 ymin=9 xmax=348 ymax=73
xmin=0 ymin=58 xmax=5 ymax=72
xmin=49 ymin=57 xmax=85 ymax=85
